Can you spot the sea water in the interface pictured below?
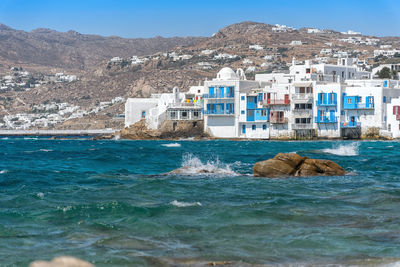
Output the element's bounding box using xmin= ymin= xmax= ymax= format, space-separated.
xmin=1 ymin=138 xmax=400 ymax=266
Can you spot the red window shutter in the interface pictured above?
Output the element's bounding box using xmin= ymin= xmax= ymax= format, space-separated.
xmin=394 ymin=106 xmax=396 ymax=115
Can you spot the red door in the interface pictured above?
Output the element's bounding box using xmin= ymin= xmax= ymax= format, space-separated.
xmin=284 ymin=94 xmax=289 ymax=104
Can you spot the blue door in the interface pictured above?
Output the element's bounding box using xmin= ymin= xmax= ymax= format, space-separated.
xmin=242 ymin=125 xmax=246 ymax=134
xmin=209 ymin=87 xmax=214 ymax=97
xmin=330 ymin=110 xmax=335 ymax=122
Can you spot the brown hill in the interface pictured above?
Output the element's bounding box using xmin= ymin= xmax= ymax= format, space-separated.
xmin=0 ymin=24 xmax=204 ymax=70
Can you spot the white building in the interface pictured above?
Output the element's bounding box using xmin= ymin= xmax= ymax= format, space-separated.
xmin=374 ymin=49 xmax=400 ymax=58
xmin=202 ymin=67 xmax=269 ymax=138
xmin=125 ymin=87 xmax=203 ymax=129
xmin=290 ymin=40 xmax=302 ymax=46
xmin=249 ymin=44 xmax=264 ymax=51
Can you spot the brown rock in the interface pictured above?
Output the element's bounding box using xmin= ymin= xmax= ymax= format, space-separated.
xmin=253 ymin=153 xmax=346 ymax=178
xmin=29 ymin=256 xmax=94 ymax=267
xmin=253 ymin=153 xmax=304 ymax=177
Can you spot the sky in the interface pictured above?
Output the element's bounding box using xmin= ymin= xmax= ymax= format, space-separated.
xmin=0 ymin=0 xmax=399 ymax=38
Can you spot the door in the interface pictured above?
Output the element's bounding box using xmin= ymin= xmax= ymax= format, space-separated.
xmin=284 ymin=94 xmax=289 ymax=104
xmin=242 ymin=124 xmax=246 ymax=134
xmin=209 ymin=87 xmax=214 ymax=97
xmin=330 ymin=110 xmax=335 ymax=122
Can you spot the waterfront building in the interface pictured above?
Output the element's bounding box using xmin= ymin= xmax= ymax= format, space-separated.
xmin=124 ymin=58 xmax=400 ymax=139
xmin=202 ymin=67 xmax=269 ymax=138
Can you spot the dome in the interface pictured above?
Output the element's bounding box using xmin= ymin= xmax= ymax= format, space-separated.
xmin=216 ymin=67 xmax=239 ymax=80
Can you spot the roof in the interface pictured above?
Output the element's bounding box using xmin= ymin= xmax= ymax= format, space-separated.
xmin=293 ymin=82 xmax=313 ymax=87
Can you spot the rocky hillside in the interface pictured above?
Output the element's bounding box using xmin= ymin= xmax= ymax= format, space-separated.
xmin=0 ymin=24 xmax=203 ymax=70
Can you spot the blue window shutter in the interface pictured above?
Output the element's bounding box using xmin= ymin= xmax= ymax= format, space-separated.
xmin=334 ymin=93 xmax=337 ymax=104
xmin=209 ymin=87 xmax=214 ymax=95
xmin=328 ymin=93 xmax=331 ymax=104
xmin=330 ymin=110 xmax=335 ymax=121
xmin=324 ymin=93 xmax=327 ymax=104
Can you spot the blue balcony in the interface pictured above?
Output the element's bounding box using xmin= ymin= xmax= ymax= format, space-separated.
xmin=203 ymin=93 xmax=234 ymax=99
xmin=343 ymin=95 xmax=374 ymax=110
xmin=315 ymin=100 xmax=337 ymax=107
xmin=203 ymin=110 xmax=234 ymax=115
xmin=314 ymin=116 xmax=338 ymax=123
xmin=341 ymin=121 xmax=361 ymax=128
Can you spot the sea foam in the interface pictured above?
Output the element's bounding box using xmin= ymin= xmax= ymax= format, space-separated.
xmin=320 ymin=142 xmax=359 ymax=156
xmin=161 ymin=143 xmax=181 ymax=147
xmin=170 ymin=200 xmax=202 ymax=207
xmin=178 ymin=153 xmax=238 ymax=175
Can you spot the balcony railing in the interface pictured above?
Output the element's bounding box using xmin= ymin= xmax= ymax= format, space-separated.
xmin=292 ymin=123 xmax=314 ymax=130
xmin=293 ymin=109 xmax=313 ymax=117
xmin=292 ymin=94 xmax=313 ymax=103
xmin=168 ymin=102 xmax=202 ymax=108
xmin=314 ymin=116 xmax=338 ymax=123
xmin=270 ymin=117 xmax=288 ymax=124
xmin=202 ymin=110 xmax=234 ymax=115
xmin=343 ymin=102 xmax=374 ymax=109
xmin=341 ymin=121 xmax=361 ymax=128
xmin=203 ymin=93 xmax=234 ymax=99
xmin=263 ymin=99 xmax=290 ymax=106
xmin=315 ymin=100 xmax=337 ymax=107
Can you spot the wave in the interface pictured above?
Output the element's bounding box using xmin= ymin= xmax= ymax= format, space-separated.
xmin=39 ymin=149 xmax=53 ymax=152
xmin=171 ymin=153 xmax=239 ymax=176
xmin=170 ymin=200 xmax=202 ymax=207
xmin=161 ymin=143 xmax=181 ymax=148
xmin=320 ymin=142 xmax=359 ymax=156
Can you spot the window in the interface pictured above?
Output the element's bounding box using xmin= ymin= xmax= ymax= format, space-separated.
xmin=295 ymin=118 xmax=300 ymax=123
xmin=181 ymin=111 xmax=188 ymax=119
xmin=347 ymin=98 xmax=352 ymax=104
xmin=252 ymin=125 xmax=256 ymax=130
xmin=306 ymin=104 xmax=312 ymax=109
xmin=383 ymin=96 xmax=387 ymax=103
xmin=330 ymin=93 xmax=335 ymax=103
xmin=241 ymin=110 xmax=245 ymax=114
xmin=141 ymin=111 xmax=146 ymax=118
xmin=170 ymin=111 xmax=176 ymax=120
xmin=241 ymin=96 xmax=245 ymax=100
xmin=263 ymin=124 xmax=267 ymax=130
xmin=242 ymin=125 xmax=246 ymax=134
xmin=261 ymin=109 xmax=267 ymax=116
xmin=389 ymin=124 xmax=391 ymax=132
xmin=341 ymin=110 xmax=345 ymax=115
xmin=193 ymin=111 xmax=199 ymax=118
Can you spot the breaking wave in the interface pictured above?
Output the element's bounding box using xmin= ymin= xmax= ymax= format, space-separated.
xmin=161 ymin=143 xmax=181 ymax=148
xmin=320 ymin=142 xmax=359 ymax=156
xmin=170 ymin=200 xmax=202 ymax=207
xmin=177 ymin=153 xmax=239 ymax=175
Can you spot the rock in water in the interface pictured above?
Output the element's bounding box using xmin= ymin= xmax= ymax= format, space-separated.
xmin=29 ymin=256 xmax=94 ymax=267
xmin=253 ymin=153 xmax=346 ymax=178
xmin=253 ymin=153 xmax=304 ymax=177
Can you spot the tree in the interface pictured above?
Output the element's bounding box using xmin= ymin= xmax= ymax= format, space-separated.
xmin=377 ymin=67 xmax=392 ymax=79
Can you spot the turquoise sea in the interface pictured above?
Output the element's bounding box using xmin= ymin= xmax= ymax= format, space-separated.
xmin=1 ymin=138 xmax=400 ymax=266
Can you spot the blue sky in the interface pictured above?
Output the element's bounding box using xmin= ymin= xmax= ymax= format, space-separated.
xmin=0 ymin=0 xmax=399 ymax=38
